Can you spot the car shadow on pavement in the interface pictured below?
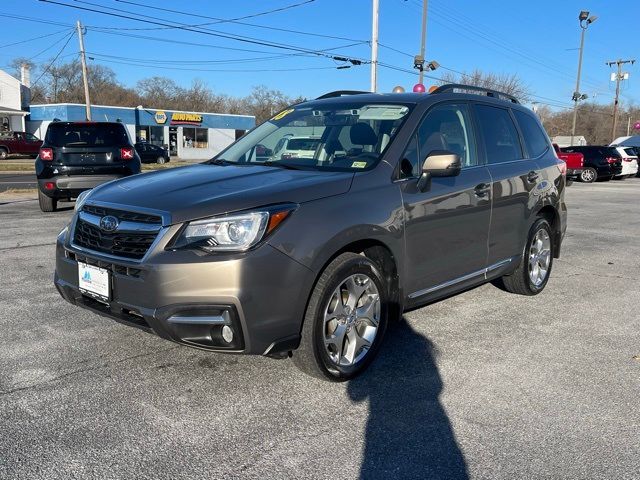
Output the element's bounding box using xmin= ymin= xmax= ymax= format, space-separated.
xmin=347 ymin=318 xmax=468 ymax=480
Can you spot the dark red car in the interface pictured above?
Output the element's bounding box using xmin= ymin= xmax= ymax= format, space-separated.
xmin=0 ymin=131 xmax=43 ymax=159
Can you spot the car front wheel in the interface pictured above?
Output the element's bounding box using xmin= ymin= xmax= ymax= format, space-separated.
xmin=293 ymin=252 xmax=388 ymax=381
xmin=157 ymin=156 xmax=166 ymax=164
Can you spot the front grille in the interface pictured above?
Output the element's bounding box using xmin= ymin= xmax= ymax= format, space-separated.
xmin=72 ymin=205 xmax=162 ymax=260
xmin=82 ymin=204 xmax=162 ymax=224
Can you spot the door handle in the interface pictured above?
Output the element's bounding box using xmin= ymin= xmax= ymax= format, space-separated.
xmin=527 ymin=171 xmax=539 ymax=183
xmin=474 ymin=183 xmax=491 ymax=197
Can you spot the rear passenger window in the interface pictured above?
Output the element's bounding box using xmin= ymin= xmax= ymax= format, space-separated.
xmin=475 ymin=105 xmax=523 ymax=164
xmin=513 ymin=110 xmax=549 ymax=158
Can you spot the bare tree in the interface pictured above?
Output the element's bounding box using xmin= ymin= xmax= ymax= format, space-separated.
xmin=440 ymin=69 xmax=531 ymax=102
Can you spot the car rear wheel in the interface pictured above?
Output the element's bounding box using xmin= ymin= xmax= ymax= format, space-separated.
xmin=156 ymin=156 xmax=166 ymax=164
xmin=579 ymin=168 xmax=596 ymax=183
xmin=498 ymin=218 xmax=553 ymax=296
xmin=38 ymin=189 xmax=57 ymax=212
xmin=293 ymin=252 xmax=388 ymax=381
xmin=0 ymin=147 xmax=7 ymax=160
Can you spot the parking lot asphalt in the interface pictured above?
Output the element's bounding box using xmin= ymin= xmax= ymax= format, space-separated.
xmin=0 ymin=173 xmax=37 ymax=192
xmin=0 ymin=180 xmax=639 ymax=480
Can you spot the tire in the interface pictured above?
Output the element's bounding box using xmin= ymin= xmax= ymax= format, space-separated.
xmin=292 ymin=252 xmax=389 ymax=381
xmin=156 ymin=156 xmax=166 ymax=164
xmin=613 ymin=175 xmax=625 ymax=181
xmin=38 ymin=189 xmax=57 ymax=212
xmin=579 ymin=168 xmax=597 ymax=183
xmin=0 ymin=147 xmax=7 ymax=160
xmin=499 ymin=218 xmax=553 ymax=296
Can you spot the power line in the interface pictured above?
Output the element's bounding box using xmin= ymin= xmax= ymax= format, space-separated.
xmin=0 ymin=28 xmax=71 ymax=49
xmin=0 ymin=13 xmax=73 ymax=28
xmin=39 ymin=0 xmax=369 ymax=65
xmin=30 ymin=30 xmax=76 ymax=92
xmin=27 ymin=28 xmax=77 ymax=61
xmin=87 ymin=55 xmax=358 ymax=73
xmin=98 ymin=0 xmax=364 ymax=43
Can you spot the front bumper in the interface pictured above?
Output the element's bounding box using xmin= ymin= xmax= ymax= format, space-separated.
xmin=54 ymin=225 xmax=315 ymax=355
xmin=566 ymin=168 xmax=583 ymax=178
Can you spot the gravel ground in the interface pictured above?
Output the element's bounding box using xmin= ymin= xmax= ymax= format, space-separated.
xmin=0 ymin=179 xmax=638 ymax=479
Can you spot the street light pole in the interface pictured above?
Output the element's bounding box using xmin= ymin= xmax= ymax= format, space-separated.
xmin=570 ymin=11 xmax=596 ymax=146
xmin=418 ymin=0 xmax=428 ymax=85
xmin=370 ymin=0 xmax=379 ymax=92
xmin=76 ymin=20 xmax=92 ymax=121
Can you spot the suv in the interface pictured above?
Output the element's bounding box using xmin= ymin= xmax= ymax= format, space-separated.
xmin=53 ymin=85 xmax=567 ymax=381
xmin=135 ymin=142 xmax=170 ymax=164
xmin=611 ymin=146 xmax=639 ymax=178
xmin=36 ymin=121 xmax=141 ymax=212
xmin=560 ymin=145 xmax=623 ymax=182
xmin=0 ymin=131 xmax=42 ymax=159
xmin=271 ymin=135 xmax=322 ymax=160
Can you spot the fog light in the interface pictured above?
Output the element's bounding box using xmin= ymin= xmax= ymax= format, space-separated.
xmin=221 ymin=325 xmax=234 ymax=343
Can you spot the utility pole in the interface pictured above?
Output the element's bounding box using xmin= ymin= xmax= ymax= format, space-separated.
xmin=627 ymin=116 xmax=632 ymax=136
xmin=370 ymin=0 xmax=379 ymax=92
xmin=571 ymin=11 xmax=597 ymax=146
xmin=76 ymin=20 xmax=92 ymax=120
xmin=418 ymin=0 xmax=428 ymax=85
xmin=606 ymin=58 xmax=635 ymax=142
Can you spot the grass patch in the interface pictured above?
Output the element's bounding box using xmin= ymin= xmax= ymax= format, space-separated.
xmin=0 ymin=188 xmax=37 ymax=195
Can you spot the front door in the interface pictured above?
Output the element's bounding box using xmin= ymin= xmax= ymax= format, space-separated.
xmin=399 ymin=102 xmax=492 ymax=300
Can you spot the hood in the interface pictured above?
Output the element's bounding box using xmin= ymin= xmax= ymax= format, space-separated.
xmin=87 ymin=164 xmax=354 ymax=224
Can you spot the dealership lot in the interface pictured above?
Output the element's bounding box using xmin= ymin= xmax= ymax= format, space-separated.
xmin=0 ymin=181 xmax=639 ymax=479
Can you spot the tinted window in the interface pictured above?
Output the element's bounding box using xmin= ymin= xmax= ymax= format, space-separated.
xmin=46 ymin=123 xmax=129 ymax=147
xmin=475 ymin=105 xmax=523 ymax=164
xmin=513 ymin=110 xmax=549 ymax=157
xmin=623 ymin=147 xmax=637 ymax=157
xmin=400 ymin=103 xmax=478 ymax=178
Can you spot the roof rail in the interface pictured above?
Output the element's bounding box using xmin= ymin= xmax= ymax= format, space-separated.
xmin=430 ymin=83 xmax=520 ymax=104
xmin=316 ymin=90 xmax=370 ymax=100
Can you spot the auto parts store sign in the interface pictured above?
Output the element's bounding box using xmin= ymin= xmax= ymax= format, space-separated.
xmin=170 ymin=113 xmax=203 ymax=126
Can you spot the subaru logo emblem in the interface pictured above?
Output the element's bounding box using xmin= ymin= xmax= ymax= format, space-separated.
xmin=99 ymin=215 xmax=119 ymax=232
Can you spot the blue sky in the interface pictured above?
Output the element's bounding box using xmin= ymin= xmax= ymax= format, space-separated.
xmin=0 ymin=0 xmax=638 ymax=111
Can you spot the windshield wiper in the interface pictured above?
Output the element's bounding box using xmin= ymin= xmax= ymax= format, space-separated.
xmin=208 ymin=158 xmax=234 ymax=166
xmin=258 ymin=161 xmax=303 ymax=170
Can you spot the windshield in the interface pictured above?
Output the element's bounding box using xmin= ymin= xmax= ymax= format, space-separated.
xmin=210 ymin=102 xmax=413 ymax=171
xmin=45 ymin=123 xmax=130 ymax=147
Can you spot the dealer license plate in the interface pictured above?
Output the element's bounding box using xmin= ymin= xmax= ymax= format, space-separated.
xmin=78 ymin=262 xmax=110 ymax=301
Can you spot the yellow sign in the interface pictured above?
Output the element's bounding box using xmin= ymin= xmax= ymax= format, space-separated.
xmin=171 ymin=112 xmax=203 ymax=125
xmin=154 ymin=111 xmax=167 ymax=124
xmin=271 ymin=108 xmax=294 ymax=121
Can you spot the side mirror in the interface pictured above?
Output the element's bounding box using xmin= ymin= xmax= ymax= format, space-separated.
xmin=417 ymin=150 xmax=462 ymax=191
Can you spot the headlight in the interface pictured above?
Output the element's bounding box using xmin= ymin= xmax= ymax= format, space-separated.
xmin=74 ymin=189 xmax=92 ymax=212
xmin=172 ymin=206 xmax=295 ymax=252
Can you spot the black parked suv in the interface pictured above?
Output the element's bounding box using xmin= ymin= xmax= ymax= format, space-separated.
xmin=36 ymin=121 xmax=141 ymax=212
xmin=135 ymin=142 xmax=170 ymax=164
xmin=54 ymin=85 xmax=567 ymax=380
xmin=560 ymin=145 xmax=623 ymax=182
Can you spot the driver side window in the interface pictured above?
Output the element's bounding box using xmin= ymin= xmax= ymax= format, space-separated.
xmin=399 ymin=103 xmax=478 ymax=179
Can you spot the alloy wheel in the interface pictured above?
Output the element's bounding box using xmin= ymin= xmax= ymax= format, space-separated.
xmin=323 ymin=273 xmax=380 ymax=367
xmin=528 ymin=229 xmax=551 ymax=287
xmin=581 ymin=169 xmax=595 ymax=182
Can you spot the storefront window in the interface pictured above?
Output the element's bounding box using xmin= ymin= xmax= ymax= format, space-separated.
xmin=183 ymin=127 xmax=208 ymax=148
xmin=136 ymin=126 xmax=164 ymax=146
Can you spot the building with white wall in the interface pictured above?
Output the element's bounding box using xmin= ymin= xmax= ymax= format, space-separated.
xmin=27 ymin=103 xmax=255 ymax=160
xmin=0 ymin=68 xmax=29 ymax=133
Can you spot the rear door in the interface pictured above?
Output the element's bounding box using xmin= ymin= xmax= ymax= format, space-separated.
xmin=400 ymin=102 xmax=492 ymax=301
xmin=24 ymin=133 xmax=42 ymax=155
xmin=474 ymin=104 xmax=542 ymax=267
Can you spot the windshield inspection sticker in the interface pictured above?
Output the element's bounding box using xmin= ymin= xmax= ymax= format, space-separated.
xmin=351 ymin=161 xmax=368 ymax=168
xmin=271 ymin=108 xmax=294 ymax=121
